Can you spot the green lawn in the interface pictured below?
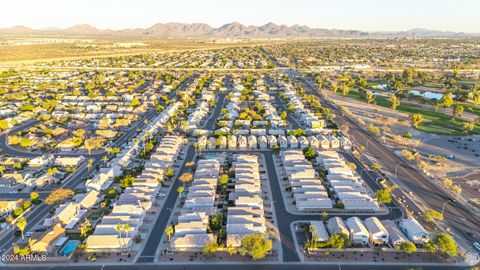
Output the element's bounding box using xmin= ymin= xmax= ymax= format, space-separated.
xmin=342 ymin=89 xmax=480 ymax=136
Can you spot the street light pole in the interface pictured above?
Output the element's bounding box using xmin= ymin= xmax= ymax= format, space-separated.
xmin=441 ymin=200 xmax=451 ymax=216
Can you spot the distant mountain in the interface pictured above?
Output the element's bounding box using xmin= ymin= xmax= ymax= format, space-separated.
xmin=404 ymin=28 xmax=468 ymax=37
xmin=144 ymin=23 xmax=213 ymax=36
xmin=0 ymin=25 xmax=35 ymax=34
xmin=63 ymin=24 xmax=111 ymax=35
xmin=0 ymin=22 xmax=478 ymax=38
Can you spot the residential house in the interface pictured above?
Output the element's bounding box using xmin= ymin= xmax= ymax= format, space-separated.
xmin=364 ymin=217 xmax=389 ymax=246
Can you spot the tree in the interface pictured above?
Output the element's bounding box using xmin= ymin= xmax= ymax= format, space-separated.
xmin=179 ymin=172 xmax=193 ymax=183
xmin=0 ymin=119 xmax=8 ymax=131
xmin=84 ymin=137 xmax=105 ymax=155
xmin=402 ymin=149 xmax=416 ymax=160
xmin=397 ymin=241 xmax=417 ymax=255
xmin=410 ymin=113 xmax=423 ymax=128
xmin=16 ymin=217 xmax=27 ymax=242
xmin=454 ymin=105 xmax=464 ymax=118
xmin=239 ymin=234 xmax=272 ymax=260
xmin=330 ymin=81 xmax=338 ymax=93
xmin=85 ymin=158 xmax=93 ymax=172
xmin=302 ymin=147 xmax=316 ymax=161
xmin=47 ymin=167 xmax=58 ymax=176
xmin=20 ymin=138 xmax=32 ymax=148
xmin=165 ymin=225 xmax=174 ymax=242
xmin=165 ymin=168 xmax=175 ymax=179
xmin=440 ymin=92 xmax=454 ymax=108
xmin=321 ymin=211 xmax=328 ymax=222
xmin=389 ymin=94 xmax=400 ymax=110
xmin=30 ymin=192 xmax=40 ymax=203
xmin=123 ymin=224 xmax=132 ymax=241
xmin=130 ymin=98 xmax=140 ymax=107
xmin=45 ymin=188 xmax=74 ymax=205
xmin=371 ymin=163 xmax=382 ymax=171
xmin=80 ymin=219 xmax=93 ymax=240
xmin=452 ymin=184 xmax=462 ymax=197
xmin=0 ymin=165 xmax=5 ymax=175
xmin=365 ymin=91 xmax=375 ymax=104
xmin=463 ymin=122 xmax=475 ymax=133
xmin=423 ymin=209 xmax=444 ymax=223
xmin=119 ymin=175 xmax=135 ymax=189
xmin=75 ymin=129 xmax=86 ymax=138
xmin=203 ymin=242 xmax=219 ymax=255
xmin=376 ymin=185 xmax=397 ymax=204
xmin=279 ymin=111 xmax=287 ymax=120
xmin=402 ymin=68 xmax=415 ymax=86
xmin=177 ymin=186 xmax=184 ymax=196
xmin=219 ymin=174 xmax=229 ymax=186
xmin=226 ymin=245 xmax=237 ymax=256
xmin=424 ymin=242 xmax=437 ymax=257
xmin=209 ymin=213 xmax=223 ymax=231
xmin=442 ymin=178 xmax=453 ymax=187
xmin=341 ymin=84 xmax=350 ymax=96
xmin=327 ymin=233 xmax=350 ymax=249
xmin=115 ymin=224 xmax=124 ymax=250
xmin=433 ymin=233 xmax=457 ymax=257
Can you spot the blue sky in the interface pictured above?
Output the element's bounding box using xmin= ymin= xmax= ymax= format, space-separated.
xmin=1 ymin=0 xmax=479 ymax=32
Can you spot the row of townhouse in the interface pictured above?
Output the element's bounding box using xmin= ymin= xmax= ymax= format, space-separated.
xmin=282 ymin=85 xmax=324 ymax=129
xmin=227 ymin=154 xmax=267 ymax=247
xmin=85 ymin=136 xmax=184 ymax=252
xmin=317 ymin=151 xmax=379 ymax=212
xmin=281 ymin=150 xmax=333 ymax=211
xmin=197 ymin=134 xmax=350 ymax=151
xmin=186 ymin=92 xmax=214 ymax=130
xmin=85 ymin=102 xmax=183 ymax=192
xmin=170 ymin=157 xmax=223 ymax=251
xmin=310 ymin=216 xmax=429 ymax=247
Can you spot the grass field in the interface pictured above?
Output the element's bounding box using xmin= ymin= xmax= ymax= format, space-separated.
xmin=345 ymin=89 xmax=480 ymax=136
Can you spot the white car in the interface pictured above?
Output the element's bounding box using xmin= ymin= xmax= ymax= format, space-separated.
xmin=474 ymin=242 xmax=480 ymax=251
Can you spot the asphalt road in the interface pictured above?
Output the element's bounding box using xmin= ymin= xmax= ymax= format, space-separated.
xmin=0 ymin=263 xmax=470 ymax=270
xmin=136 ymin=144 xmax=196 ymax=263
xmin=295 ymin=72 xmax=480 ymax=250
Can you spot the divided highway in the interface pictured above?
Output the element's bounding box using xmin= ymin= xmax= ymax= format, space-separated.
xmin=297 ymin=73 xmax=480 ymax=251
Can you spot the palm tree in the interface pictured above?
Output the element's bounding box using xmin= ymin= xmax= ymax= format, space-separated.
xmin=123 ymin=224 xmax=132 ymax=249
xmin=145 ymin=132 xmax=152 ymax=143
xmin=177 ymin=186 xmax=185 ymax=197
xmin=16 ymin=217 xmax=27 ymax=242
xmin=87 ymin=159 xmax=94 ymax=172
xmin=106 ymin=147 xmax=113 ymax=155
xmin=102 ymin=156 xmax=108 ymax=164
xmin=165 ymin=225 xmax=174 ymax=242
xmin=115 ymin=223 xmax=124 ymax=251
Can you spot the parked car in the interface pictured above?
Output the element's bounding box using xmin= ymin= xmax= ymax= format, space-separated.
xmin=474 ymin=242 xmax=480 ymax=251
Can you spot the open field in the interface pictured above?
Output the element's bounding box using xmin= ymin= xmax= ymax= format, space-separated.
xmin=0 ymin=36 xmax=272 ymax=65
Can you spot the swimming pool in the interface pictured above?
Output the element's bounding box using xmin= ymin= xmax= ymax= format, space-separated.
xmin=59 ymin=240 xmax=80 ymax=256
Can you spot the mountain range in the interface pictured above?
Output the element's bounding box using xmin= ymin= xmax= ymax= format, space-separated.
xmin=0 ymin=22 xmax=477 ymax=38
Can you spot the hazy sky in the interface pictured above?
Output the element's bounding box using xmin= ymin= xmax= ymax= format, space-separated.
xmin=1 ymin=0 xmax=479 ymax=32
